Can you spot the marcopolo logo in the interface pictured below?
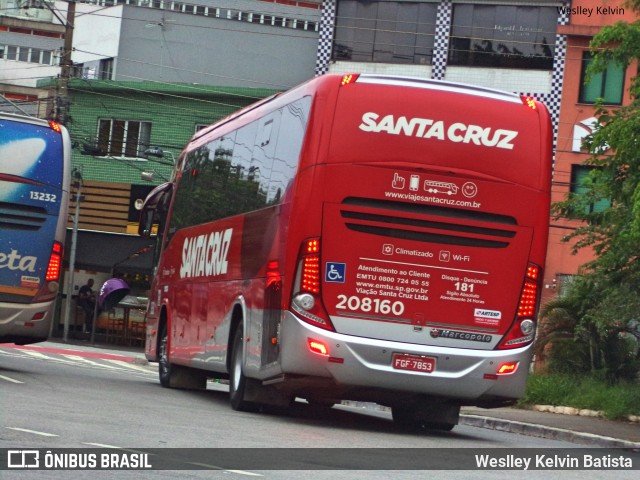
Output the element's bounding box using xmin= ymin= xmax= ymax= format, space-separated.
xmin=359 ymin=112 xmax=518 ymax=150
xmin=180 ymin=228 xmax=233 ymax=279
xmin=430 ymin=328 xmax=492 ymax=343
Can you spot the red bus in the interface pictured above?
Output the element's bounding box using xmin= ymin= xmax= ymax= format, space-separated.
xmin=139 ymin=74 xmax=552 ymax=430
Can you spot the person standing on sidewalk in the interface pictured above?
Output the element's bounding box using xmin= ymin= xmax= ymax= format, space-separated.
xmin=78 ymin=279 xmax=96 ymax=333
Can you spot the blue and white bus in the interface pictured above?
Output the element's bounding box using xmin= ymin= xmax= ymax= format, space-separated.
xmin=0 ymin=113 xmax=72 ymax=345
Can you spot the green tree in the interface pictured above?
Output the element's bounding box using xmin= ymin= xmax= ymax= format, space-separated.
xmin=543 ymin=1 xmax=640 ymax=379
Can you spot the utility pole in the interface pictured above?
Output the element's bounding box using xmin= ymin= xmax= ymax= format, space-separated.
xmin=49 ymin=0 xmax=75 ymax=123
xmin=63 ymin=169 xmax=82 ymax=342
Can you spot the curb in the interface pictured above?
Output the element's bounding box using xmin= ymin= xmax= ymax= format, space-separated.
xmin=459 ymin=414 xmax=640 ymax=450
xmin=531 ymin=404 xmax=640 ymax=424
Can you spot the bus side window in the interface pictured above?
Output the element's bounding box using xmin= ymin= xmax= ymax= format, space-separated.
xmin=270 ymin=97 xmax=311 ymax=203
xmin=254 ymin=111 xmax=281 ymax=204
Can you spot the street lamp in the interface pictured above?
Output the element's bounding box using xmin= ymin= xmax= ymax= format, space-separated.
xmin=144 ymin=146 xmax=175 ymax=164
xmin=142 ymin=147 xmax=175 ymax=182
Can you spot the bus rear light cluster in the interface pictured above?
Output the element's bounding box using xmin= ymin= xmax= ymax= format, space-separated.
xmin=497 ymin=263 xmax=541 ymax=350
xmin=45 ymin=242 xmax=63 ymax=283
xmin=301 ymin=255 xmax=320 ymax=294
xmin=292 ymin=238 xmax=334 ymax=331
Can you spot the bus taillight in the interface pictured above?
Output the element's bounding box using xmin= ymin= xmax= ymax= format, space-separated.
xmin=45 ymin=242 xmax=63 ymax=282
xmin=521 ymin=96 xmax=537 ymax=110
xmin=292 ymin=238 xmax=334 ymax=331
xmin=301 ymin=239 xmax=320 ymax=293
xmin=48 ymin=121 xmax=62 ymax=133
xmin=308 ymin=338 xmax=329 ymax=356
xmin=498 ymin=263 xmax=541 ymax=349
xmin=340 ymin=74 xmax=360 ymax=86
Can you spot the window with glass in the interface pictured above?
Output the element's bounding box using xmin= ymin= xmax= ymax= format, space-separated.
xmin=97 ymin=119 xmax=152 ymax=158
xmin=570 ymin=165 xmax=611 ymax=215
xmin=169 ymin=96 xmax=311 ymax=232
xmin=333 ymin=0 xmax=437 ymax=65
xmin=99 ymin=58 xmax=114 ymax=80
xmin=579 ymin=52 xmax=624 ymax=105
xmin=448 ymin=4 xmax=557 ymax=69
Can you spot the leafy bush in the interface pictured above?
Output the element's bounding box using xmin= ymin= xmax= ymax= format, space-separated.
xmin=519 ymin=373 xmax=640 ymax=420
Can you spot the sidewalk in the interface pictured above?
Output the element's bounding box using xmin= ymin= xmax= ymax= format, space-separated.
xmin=38 ymin=339 xmax=640 ymax=450
xmin=460 ymin=407 xmax=640 ymax=450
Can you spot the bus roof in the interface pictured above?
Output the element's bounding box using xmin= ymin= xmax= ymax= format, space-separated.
xmin=355 ymin=75 xmax=523 ymax=104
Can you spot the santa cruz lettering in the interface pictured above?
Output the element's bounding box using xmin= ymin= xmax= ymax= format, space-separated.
xmin=180 ymin=228 xmax=232 ymax=279
xmin=359 ymin=112 xmax=518 ymax=150
xmin=0 ymin=249 xmax=37 ymax=272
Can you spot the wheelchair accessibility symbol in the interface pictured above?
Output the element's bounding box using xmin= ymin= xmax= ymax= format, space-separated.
xmin=325 ymin=262 xmax=346 ymax=283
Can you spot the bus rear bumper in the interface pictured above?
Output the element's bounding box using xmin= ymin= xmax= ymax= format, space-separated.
xmin=279 ymin=312 xmax=532 ymax=405
xmin=0 ymin=301 xmax=54 ymax=345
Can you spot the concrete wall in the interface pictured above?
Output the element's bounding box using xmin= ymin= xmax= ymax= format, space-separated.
xmin=116 ymin=5 xmax=319 ymax=88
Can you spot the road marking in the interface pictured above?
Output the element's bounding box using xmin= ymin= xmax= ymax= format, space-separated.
xmin=106 ymin=359 xmax=154 ymax=373
xmin=6 ymin=427 xmax=58 ymax=437
xmin=62 ymin=354 xmax=121 ymax=370
xmin=226 ymin=469 xmax=264 ymax=477
xmin=22 ymin=350 xmax=78 ymax=365
xmin=187 ymin=463 xmax=263 ymax=476
xmin=83 ymin=443 xmax=155 ymax=456
xmin=83 ymin=442 xmax=121 ymax=449
xmin=0 ymin=374 xmax=24 ymax=384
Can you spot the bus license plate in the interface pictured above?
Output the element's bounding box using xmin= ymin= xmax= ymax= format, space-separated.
xmin=392 ymin=354 xmax=435 ymax=373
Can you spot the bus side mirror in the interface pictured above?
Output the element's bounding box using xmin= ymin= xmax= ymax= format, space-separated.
xmin=137 ymin=182 xmax=174 ymax=238
xmin=139 ymin=209 xmax=154 ymax=238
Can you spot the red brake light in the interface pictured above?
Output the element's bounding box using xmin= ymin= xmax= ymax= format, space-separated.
xmin=266 ymin=260 xmax=281 ymax=288
xmin=497 ymin=362 xmax=519 ymax=375
xmin=45 ymin=242 xmax=63 ymax=282
xmin=292 ymin=238 xmax=334 ymax=331
xmin=48 ymin=121 xmax=62 ymax=133
xmin=497 ymin=263 xmax=541 ymax=350
xmin=302 ymin=255 xmax=320 ymax=294
xmin=308 ymin=338 xmax=329 ymax=356
xmin=517 ymin=265 xmax=539 ymax=318
xmin=340 ymin=74 xmax=359 ymax=86
xmin=521 ymin=96 xmax=537 ymax=110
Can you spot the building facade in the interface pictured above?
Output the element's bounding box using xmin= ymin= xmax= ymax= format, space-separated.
xmin=540 ymin=0 xmax=637 ymax=303
xmin=5 ymin=0 xmax=634 ymax=334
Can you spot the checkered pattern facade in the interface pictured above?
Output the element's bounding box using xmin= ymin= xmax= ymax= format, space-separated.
xmin=519 ymin=2 xmax=568 ymax=169
xmin=431 ymin=0 xmax=453 ymax=80
xmin=315 ymin=0 xmax=337 ymax=76
xmin=548 ymin=3 xmax=570 ymax=152
xmin=314 ymin=0 xmax=570 ymax=155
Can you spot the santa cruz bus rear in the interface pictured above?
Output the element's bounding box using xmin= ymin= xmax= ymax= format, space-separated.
xmin=277 ymin=75 xmax=551 ymax=429
xmin=0 ymin=113 xmax=71 ymax=345
xmin=141 ymin=74 xmax=551 ymax=431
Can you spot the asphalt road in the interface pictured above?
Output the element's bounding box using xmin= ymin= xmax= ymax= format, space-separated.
xmin=1 ymin=346 xmax=637 ymax=479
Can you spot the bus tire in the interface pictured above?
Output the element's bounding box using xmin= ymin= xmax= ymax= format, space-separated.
xmin=229 ymin=326 xmax=253 ymax=411
xmin=158 ymin=323 xmax=173 ymax=388
xmin=158 ymin=323 xmax=206 ymax=389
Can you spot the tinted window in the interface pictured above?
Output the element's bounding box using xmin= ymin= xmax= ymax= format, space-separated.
xmin=169 ymin=96 xmax=311 ymax=232
xmin=333 ymin=1 xmax=437 ymax=65
xmin=448 ymin=4 xmax=556 ymax=70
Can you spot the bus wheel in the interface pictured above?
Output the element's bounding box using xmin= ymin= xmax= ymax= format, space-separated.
xmin=158 ymin=323 xmax=206 ymax=389
xmin=158 ymin=324 xmax=172 ymax=388
xmin=229 ymin=327 xmax=252 ymax=411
